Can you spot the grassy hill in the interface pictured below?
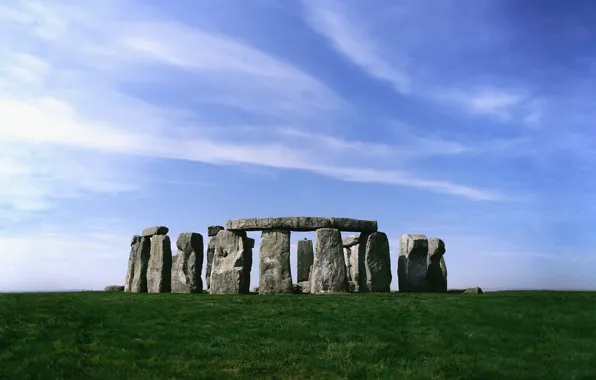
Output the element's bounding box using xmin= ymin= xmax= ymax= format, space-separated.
xmin=1 ymin=291 xmax=595 ymax=379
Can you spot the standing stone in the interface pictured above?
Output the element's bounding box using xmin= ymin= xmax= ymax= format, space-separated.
xmin=364 ymin=232 xmax=392 ymax=292
xmin=147 ymin=235 xmax=172 ymax=293
xmin=342 ymin=233 xmax=368 ymax=292
xmin=259 ymin=230 xmax=292 ymax=294
xmin=210 ymin=230 xmax=252 ymax=294
xmin=208 ymin=225 xmax=225 ymax=237
xmin=426 ymin=238 xmax=447 ymax=292
xmin=172 ymin=232 xmax=204 ymax=293
xmin=398 ymin=234 xmax=429 ymax=292
xmin=297 ymin=238 xmax=314 ymax=282
xmin=311 ymin=228 xmax=349 ymax=293
xmin=124 ymin=235 xmax=141 ymax=292
xmin=206 ymin=226 xmax=226 ymax=291
xmin=128 ymin=236 xmax=151 ymax=293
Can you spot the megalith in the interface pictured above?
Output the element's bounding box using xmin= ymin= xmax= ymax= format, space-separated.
xmin=297 ymin=238 xmax=314 ymax=282
xmin=342 ymin=234 xmax=368 ymax=292
xmin=172 ymin=232 xmax=204 ymax=293
xmin=142 ymin=226 xmax=169 ymax=237
xmin=125 ymin=235 xmax=151 ymax=293
xmin=426 ymin=238 xmax=447 ymax=292
xmin=210 ymin=230 xmax=252 ymax=294
xmin=147 ymin=234 xmax=173 ymax=293
xmin=311 ymin=228 xmax=349 ymax=293
xmin=363 ymin=232 xmax=392 ymax=292
xmin=259 ymin=229 xmax=293 ymax=294
xmin=398 ymin=234 xmax=447 ymax=292
xmin=205 ymin=225 xmax=224 ymax=291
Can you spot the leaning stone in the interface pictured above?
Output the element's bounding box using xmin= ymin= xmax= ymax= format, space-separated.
xmin=364 ymin=232 xmax=392 ymax=292
xmin=226 ymin=217 xmax=377 ymax=233
xmin=147 ymin=235 xmax=172 ymax=293
xmin=142 ymin=226 xmax=169 ymax=237
xmin=172 ymin=232 xmax=204 ymax=293
xmin=342 ymin=234 xmax=360 ymax=248
xmin=210 ymin=230 xmax=252 ymax=294
xmin=208 ymin=225 xmax=225 ymax=237
xmin=104 ymin=285 xmax=124 ymax=292
xmin=426 ymin=238 xmax=447 ymax=292
xmin=129 ymin=237 xmax=151 ymax=293
xmin=463 ymin=286 xmax=483 ymax=294
xmin=311 ymin=228 xmax=349 ymax=293
xmin=297 ymin=238 xmax=314 ymax=282
xmin=398 ymin=234 xmax=429 ymax=292
xmin=124 ymin=235 xmax=141 ymax=292
xmin=259 ymin=230 xmax=293 ymax=294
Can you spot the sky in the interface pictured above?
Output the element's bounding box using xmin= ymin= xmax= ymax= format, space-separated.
xmin=1 ymin=0 xmax=595 ymax=292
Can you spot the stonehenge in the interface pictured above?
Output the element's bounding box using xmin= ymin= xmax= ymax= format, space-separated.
xmin=172 ymin=232 xmax=204 ymax=293
xmin=397 ymin=234 xmax=447 ymax=292
xmin=123 ymin=218 xmax=450 ymax=296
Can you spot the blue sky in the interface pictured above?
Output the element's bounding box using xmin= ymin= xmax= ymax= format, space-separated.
xmin=1 ymin=0 xmax=595 ymax=292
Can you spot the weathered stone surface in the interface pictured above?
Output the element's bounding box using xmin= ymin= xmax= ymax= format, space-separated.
xmin=364 ymin=232 xmax=392 ymax=292
xmin=342 ymin=233 xmax=369 ymax=292
xmin=226 ymin=217 xmax=378 ymax=232
xmin=398 ymin=234 xmax=429 ymax=292
xmin=210 ymin=230 xmax=252 ymax=294
xmin=463 ymin=286 xmax=483 ymax=294
xmin=295 ymin=281 xmax=311 ymax=294
xmin=142 ymin=226 xmax=169 ymax=237
xmin=172 ymin=232 xmax=204 ymax=293
xmin=104 ymin=285 xmax=124 ymax=292
xmin=426 ymin=238 xmax=447 ymax=292
xmin=127 ymin=236 xmax=151 ymax=293
xmin=311 ymin=228 xmax=349 ymax=293
xmin=124 ymin=235 xmax=141 ymax=292
xmin=342 ymin=234 xmax=360 ymax=248
xmin=208 ymin=225 xmax=224 ymax=237
xmin=147 ymin=235 xmax=173 ymax=293
xmin=297 ymin=238 xmax=314 ymax=282
xmin=259 ymin=230 xmax=293 ymax=294
xmin=206 ymin=236 xmax=216 ymax=290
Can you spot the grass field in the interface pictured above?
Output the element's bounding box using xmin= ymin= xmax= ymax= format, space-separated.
xmin=1 ymin=291 xmax=595 ymax=379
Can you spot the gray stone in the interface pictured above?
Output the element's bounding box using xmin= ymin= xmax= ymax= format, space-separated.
xmin=206 ymin=236 xmax=217 ymax=290
xmin=343 ymin=233 xmax=369 ymax=292
xmin=463 ymin=286 xmax=483 ymax=294
xmin=126 ymin=236 xmax=151 ymax=293
xmin=147 ymin=235 xmax=172 ymax=293
xmin=297 ymin=239 xmax=314 ymax=282
xmin=210 ymin=230 xmax=252 ymax=294
xmin=245 ymin=237 xmax=255 ymax=249
xmin=364 ymin=232 xmax=392 ymax=292
xmin=342 ymin=234 xmax=360 ymax=248
xmin=398 ymin=234 xmax=429 ymax=292
xmin=226 ymin=217 xmax=378 ymax=233
xmin=259 ymin=230 xmax=293 ymax=294
xmin=208 ymin=225 xmax=224 ymax=237
xmin=311 ymin=228 xmax=349 ymax=293
xmin=142 ymin=226 xmax=169 ymax=237
xmin=124 ymin=235 xmax=141 ymax=292
xmin=426 ymin=238 xmax=447 ymax=292
xmin=295 ymin=281 xmax=311 ymax=294
xmin=104 ymin=285 xmax=124 ymax=292
xmin=172 ymin=232 xmax=204 ymax=293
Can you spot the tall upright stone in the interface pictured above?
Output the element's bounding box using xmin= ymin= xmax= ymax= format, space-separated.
xmin=297 ymin=238 xmax=314 ymax=282
xmin=126 ymin=236 xmax=151 ymax=293
xmin=124 ymin=235 xmax=141 ymax=292
xmin=363 ymin=232 xmax=392 ymax=292
xmin=147 ymin=235 xmax=172 ymax=293
xmin=311 ymin=228 xmax=349 ymax=294
xmin=342 ymin=233 xmax=368 ymax=292
xmin=259 ymin=229 xmax=292 ymax=294
xmin=398 ymin=234 xmax=447 ymax=292
xmin=427 ymin=238 xmax=447 ymax=292
xmin=205 ymin=226 xmax=224 ymax=291
xmin=210 ymin=230 xmax=252 ymax=294
xmin=172 ymin=232 xmax=204 ymax=293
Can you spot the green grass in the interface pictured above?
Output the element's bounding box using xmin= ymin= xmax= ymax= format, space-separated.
xmin=1 ymin=291 xmax=595 ymax=379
